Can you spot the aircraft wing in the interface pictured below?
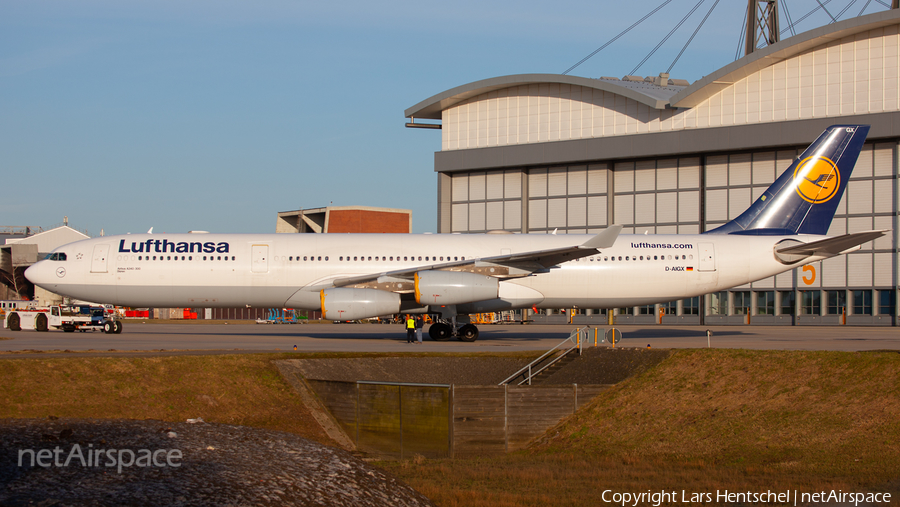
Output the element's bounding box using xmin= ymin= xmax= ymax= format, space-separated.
xmin=775 ymin=230 xmax=889 ymax=257
xmin=330 ymin=225 xmax=623 ymax=288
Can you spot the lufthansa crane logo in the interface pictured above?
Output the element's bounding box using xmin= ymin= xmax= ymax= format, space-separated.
xmin=794 ymin=156 xmax=840 ymax=204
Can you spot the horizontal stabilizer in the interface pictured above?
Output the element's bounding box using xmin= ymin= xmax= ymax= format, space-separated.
xmin=776 ymin=230 xmax=888 ymax=257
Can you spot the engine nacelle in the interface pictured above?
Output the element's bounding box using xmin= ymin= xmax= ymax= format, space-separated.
xmin=414 ymin=270 xmax=499 ymax=306
xmin=320 ymin=288 xmax=400 ymax=320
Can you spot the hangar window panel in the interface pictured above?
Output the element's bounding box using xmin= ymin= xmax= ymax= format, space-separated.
xmin=874 ymin=252 xmax=892 ymax=283
xmin=775 ymin=271 xmax=792 ymax=289
xmin=529 ymin=200 xmax=547 ymax=229
xmin=874 ymin=216 xmax=893 ymax=249
xmin=451 ymin=204 xmax=469 ymax=232
xmin=706 ymin=189 xmax=727 ymax=222
xmin=656 ymin=159 xmax=677 ymax=190
xmin=678 ymin=191 xmax=700 ymax=222
xmin=752 ymin=152 xmax=776 ymax=185
xmin=568 ymin=197 xmax=587 ymax=227
xmin=728 ymin=188 xmax=751 ymax=220
xmin=486 ymin=171 xmax=504 ymax=200
xmin=656 ymin=192 xmax=677 ymax=223
xmin=587 ymin=196 xmax=607 ymax=226
xmin=451 ymin=174 xmax=469 ymax=202
xmin=469 ymin=172 xmax=486 ymax=201
xmin=504 ymin=201 xmax=522 ymax=230
xmin=847 ymin=180 xmax=873 ymax=215
xmin=706 ymin=155 xmax=728 ymax=187
xmin=548 ymin=198 xmax=567 ymax=228
xmin=873 ymin=143 xmax=893 ymax=177
xmin=485 ymin=201 xmax=504 ymax=230
xmin=822 ymin=255 xmax=846 ymax=287
xmin=657 ymin=225 xmax=677 ymax=234
xmin=679 ymin=224 xmax=700 ymax=234
xmin=634 ymin=194 xmax=655 ymax=224
xmin=848 ymin=253 xmax=873 ymax=287
xmin=614 ymin=162 xmax=634 ymax=192
xmin=776 ymin=150 xmax=797 ymax=174
xmin=728 ymin=153 xmax=752 ymax=186
xmin=614 ymin=194 xmax=634 ymax=225
xmin=634 ymin=161 xmax=656 ymax=191
xmin=678 ymin=158 xmax=700 ymax=189
xmin=548 ymin=167 xmax=568 ymax=196
xmin=469 ymin=202 xmax=486 ymax=231
xmin=587 ymin=165 xmax=608 ymax=194
xmin=848 ymin=217 xmax=874 ymax=240
xmin=853 ymin=144 xmax=874 ymax=179
xmin=874 ymin=179 xmax=893 ymax=213
xmin=529 ymin=169 xmax=547 ymax=198
xmin=752 ymin=276 xmax=775 ymax=290
xmin=568 ymin=166 xmax=587 ymax=194
xmin=827 ymin=217 xmax=847 ymax=237
xmin=504 ymin=170 xmax=522 ymax=198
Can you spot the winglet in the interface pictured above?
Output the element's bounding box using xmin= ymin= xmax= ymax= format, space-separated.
xmin=580 ymin=225 xmax=623 ymax=249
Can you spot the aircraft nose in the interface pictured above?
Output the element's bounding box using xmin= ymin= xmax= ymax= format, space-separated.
xmin=25 ymin=261 xmax=50 ymax=286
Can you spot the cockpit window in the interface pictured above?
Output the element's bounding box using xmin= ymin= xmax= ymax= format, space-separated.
xmin=45 ymin=253 xmax=67 ymax=261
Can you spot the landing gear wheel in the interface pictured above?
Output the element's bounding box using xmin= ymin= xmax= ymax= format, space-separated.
xmin=113 ymin=321 xmax=123 ymax=334
xmin=429 ymin=323 xmax=453 ymax=341
xmin=103 ymin=321 xmax=114 ymax=334
xmin=457 ymin=324 xmax=479 ymax=342
xmin=34 ymin=314 xmax=48 ymax=332
xmin=7 ymin=313 xmax=20 ymax=331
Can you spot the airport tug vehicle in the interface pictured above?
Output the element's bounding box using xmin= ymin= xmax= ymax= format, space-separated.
xmin=3 ymin=304 xmax=122 ymax=333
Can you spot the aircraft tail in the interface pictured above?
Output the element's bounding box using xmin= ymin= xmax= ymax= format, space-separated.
xmin=705 ymin=125 xmax=869 ymax=236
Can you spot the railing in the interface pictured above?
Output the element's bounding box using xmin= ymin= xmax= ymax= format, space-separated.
xmin=499 ymin=327 xmax=591 ymax=386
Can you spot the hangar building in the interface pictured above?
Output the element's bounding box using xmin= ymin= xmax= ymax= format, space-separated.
xmin=405 ymin=9 xmax=900 ymax=326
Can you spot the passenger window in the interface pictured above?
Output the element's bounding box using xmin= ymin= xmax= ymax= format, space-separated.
xmin=626 ymin=256 xmax=629 ymax=261
xmin=354 ymin=257 xmax=357 ymax=261
xmin=324 ymin=256 xmax=329 ymax=261
xmin=440 ymin=256 xmax=444 ymax=261
xmin=368 ymin=256 xmax=372 ymax=261
xmin=138 ymin=256 xmax=143 ymax=261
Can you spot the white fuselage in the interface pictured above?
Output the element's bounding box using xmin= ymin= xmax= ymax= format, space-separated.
xmin=26 ymin=232 xmax=817 ymax=313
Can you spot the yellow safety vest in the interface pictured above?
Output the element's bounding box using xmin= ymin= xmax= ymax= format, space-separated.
xmin=406 ymin=318 xmax=415 ymax=329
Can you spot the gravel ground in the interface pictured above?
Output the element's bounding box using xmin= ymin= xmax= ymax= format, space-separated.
xmin=0 ymin=418 xmax=434 ymax=507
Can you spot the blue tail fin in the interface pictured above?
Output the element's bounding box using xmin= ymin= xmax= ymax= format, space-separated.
xmin=705 ymin=125 xmax=870 ymax=236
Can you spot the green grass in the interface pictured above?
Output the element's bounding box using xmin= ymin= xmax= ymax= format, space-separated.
xmin=380 ymin=349 xmax=900 ymax=506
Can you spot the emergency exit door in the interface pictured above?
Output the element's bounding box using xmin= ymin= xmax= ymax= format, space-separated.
xmin=90 ymin=244 xmax=109 ymax=273
xmin=251 ymin=245 xmax=269 ymax=273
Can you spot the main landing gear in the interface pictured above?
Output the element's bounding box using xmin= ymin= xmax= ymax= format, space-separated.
xmin=428 ymin=319 xmax=479 ymax=342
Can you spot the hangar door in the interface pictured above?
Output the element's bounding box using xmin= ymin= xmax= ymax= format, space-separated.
xmin=251 ymin=245 xmax=269 ymax=273
xmin=90 ymin=244 xmax=109 ymax=273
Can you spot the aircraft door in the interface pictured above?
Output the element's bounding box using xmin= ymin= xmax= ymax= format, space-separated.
xmin=90 ymin=244 xmax=110 ymax=273
xmin=698 ymin=242 xmax=716 ymax=272
xmin=251 ymin=245 xmax=269 ymax=273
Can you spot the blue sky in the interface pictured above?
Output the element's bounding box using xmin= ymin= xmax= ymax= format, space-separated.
xmin=1 ymin=0 xmax=876 ymax=235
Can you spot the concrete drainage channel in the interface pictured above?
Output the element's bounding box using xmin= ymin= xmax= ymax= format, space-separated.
xmin=276 ymin=348 xmax=671 ymax=459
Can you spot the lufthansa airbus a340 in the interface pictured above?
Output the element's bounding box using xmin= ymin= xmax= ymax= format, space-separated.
xmin=26 ymin=125 xmax=886 ymax=341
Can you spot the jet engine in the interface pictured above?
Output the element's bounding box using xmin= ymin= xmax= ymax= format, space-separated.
xmin=320 ymin=288 xmax=400 ymax=320
xmin=414 ymin=270 xmax=499 ymax=306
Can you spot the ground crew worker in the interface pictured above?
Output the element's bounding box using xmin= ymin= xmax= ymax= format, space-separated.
xmin=406 ymin=315 xmax=416 ymax=343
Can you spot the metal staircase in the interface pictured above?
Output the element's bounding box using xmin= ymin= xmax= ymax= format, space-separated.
xmin=499 ymin=327 xmax=591 ymax=386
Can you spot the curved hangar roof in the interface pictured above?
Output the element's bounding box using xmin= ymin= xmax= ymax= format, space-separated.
xmin=406 ymin=8 xmax=900 ymax=120
xmin=404 ymin=74 xmax=689 ymax=120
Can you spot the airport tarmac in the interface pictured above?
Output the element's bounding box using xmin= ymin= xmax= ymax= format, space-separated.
xmin=0 ymin=321 xmax=897 ymax=357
